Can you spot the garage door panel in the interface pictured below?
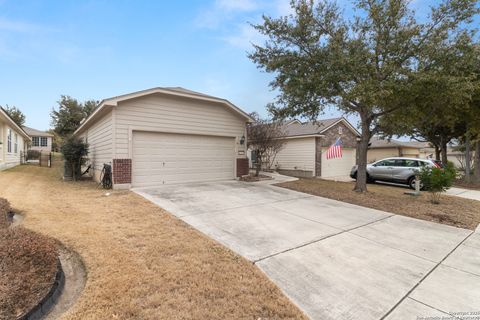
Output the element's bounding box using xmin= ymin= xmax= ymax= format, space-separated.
xmin=321 ymin=148 xmax=356 ymax=178
xmin=132 ymin=131 xmax=235 ymax=187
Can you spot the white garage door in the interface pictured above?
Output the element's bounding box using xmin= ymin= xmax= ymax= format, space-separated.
xmin=321 ymin=148 xmax=356 ymax=178
xmin=132 ymin=131 xmax=235 ymax=187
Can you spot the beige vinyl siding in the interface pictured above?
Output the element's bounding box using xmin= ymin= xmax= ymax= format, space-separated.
xmin=84 ymin=111 xmax=113 ymax=178
xmin=367 ymin=148 xmax=400 ymax=163
xmin=114 ymin=94 xmax=246 ymax=159
xmin=2 ymin=125 xmax=26 ymax=169
xmin=274 ymin=137 xmax=316 ymax=172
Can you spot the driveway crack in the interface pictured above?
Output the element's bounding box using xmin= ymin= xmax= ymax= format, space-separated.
xmin=379 ymin=231 xmax=474 ymax=320
xmin=253 ymin=214 xmax=394 ymax=264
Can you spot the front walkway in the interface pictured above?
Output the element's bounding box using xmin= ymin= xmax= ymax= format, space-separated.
xmin=447 ymin=187 xmax=480 ymax=201
xmin=134 ymin=179 xmax=480 ymax=320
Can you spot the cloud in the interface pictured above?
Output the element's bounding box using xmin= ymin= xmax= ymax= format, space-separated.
xmin=223 ymin=23 xmax=264 ymax=50
xmin=216 ymin=0 xmax=258 ymax=12
xmin=195 ymin=0 xmax=259 ymax=29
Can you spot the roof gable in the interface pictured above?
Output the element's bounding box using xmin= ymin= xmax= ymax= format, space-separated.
xmin=75 ymin=87 xmax=253 ymax=135
xmin=280 ymin=117 xmax=360 ymax=138
xmin=22 ymin=126 xmax=54 ymax=137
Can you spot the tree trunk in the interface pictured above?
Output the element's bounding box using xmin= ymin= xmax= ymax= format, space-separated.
xmin=434 ymin=145 xmax=441 ymax=161
xmin=474 ymin=140 xmax=480 ymax=183
xmin=255 ymin=151 xmax=261 ymax=177
xmin=353 ymin=120 xmax=371 ymax=193
xmin=72 ymin=161 xmax=76 ymax=181
xmin=440 ymin=136 xmax=448 ymax=164
xmin=465 ymin=136 xmax=471 ymax=182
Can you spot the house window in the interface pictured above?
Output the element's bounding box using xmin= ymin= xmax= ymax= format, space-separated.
xmin=40 ymin=137 xmax=48 ymax=147
xmin=7 ymin=129 xmax=12 ymax=153
xmin=14 ymin=134 xmax=18 ymax=153
xmin=32 ymin=137 xmax=40 ymax=147
xmin=338 ymin=126 xmax=343 ymax=135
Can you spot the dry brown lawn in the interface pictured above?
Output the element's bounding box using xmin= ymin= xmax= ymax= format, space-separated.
xmin=0 ymin=165 xmax=306 ymax=320
xmin=277 ymin=178 xmax=480 ymax=230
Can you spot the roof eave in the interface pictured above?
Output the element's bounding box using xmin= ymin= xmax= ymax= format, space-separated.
xmin=74 ymin=88 xmax=253 ymax=136
xmin=0 ymin=108 xmax=31 ymax=141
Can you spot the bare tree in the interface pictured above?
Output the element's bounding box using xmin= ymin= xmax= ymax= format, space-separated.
xmin=247 ymin=112 xmax=286 ymax=177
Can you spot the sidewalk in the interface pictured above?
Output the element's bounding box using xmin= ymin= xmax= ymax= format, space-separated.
xmin=446 ymin=187 xmax=480 ymax=201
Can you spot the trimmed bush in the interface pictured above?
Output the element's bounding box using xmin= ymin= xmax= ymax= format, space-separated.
xmin=419 ymin=162 xmax=456 ymax=204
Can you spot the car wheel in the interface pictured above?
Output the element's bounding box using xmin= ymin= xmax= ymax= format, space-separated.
xmin=366 ymin=174 xmax=375 ymax=184
xmin=408 ymin=176 xmax=422 ymax=190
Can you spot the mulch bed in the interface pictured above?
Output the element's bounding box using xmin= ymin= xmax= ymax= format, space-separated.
xmin=276 ymin=178 xmax=480 ymax=230
xmin=0 ymin=198 xmax=58 ymax=319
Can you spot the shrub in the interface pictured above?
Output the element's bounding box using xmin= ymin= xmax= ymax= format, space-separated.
xmin=419 ymin=162 xmax=456 ymax=204
xmin=61 ymin=137 xmax=89 ymax=181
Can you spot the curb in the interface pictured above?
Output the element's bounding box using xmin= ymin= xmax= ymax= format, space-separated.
xmin=18 ymin=259 xmax=65 ymax=320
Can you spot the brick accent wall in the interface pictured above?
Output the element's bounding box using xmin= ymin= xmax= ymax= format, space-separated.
xmin=113 ymin=159 xmax=132 ymax=184
xmin=236 ymin=158 xmax=249 ymax=177
xmin=320 ymin=122 xmax=358 ymax=148
xmin=315 ymin=121 xmax=360 ymax=177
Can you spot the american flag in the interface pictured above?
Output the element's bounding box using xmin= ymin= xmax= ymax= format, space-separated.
xmin=326 ymin=138 xmax=343 ymax=159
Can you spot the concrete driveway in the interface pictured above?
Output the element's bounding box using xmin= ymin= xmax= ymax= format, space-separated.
xmin=134 ymin=181 xmax=480 ymax=320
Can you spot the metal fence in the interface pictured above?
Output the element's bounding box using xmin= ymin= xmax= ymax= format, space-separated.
xmin=20 ymin=151 xmax=53 ymax=168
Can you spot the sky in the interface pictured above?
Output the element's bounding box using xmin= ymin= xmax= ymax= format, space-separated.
xmin=0 ymin=0 xmax=476 ymax=131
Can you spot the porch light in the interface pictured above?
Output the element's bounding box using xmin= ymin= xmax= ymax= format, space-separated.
xmin=240 ymin=135 xmax=245 ymax=145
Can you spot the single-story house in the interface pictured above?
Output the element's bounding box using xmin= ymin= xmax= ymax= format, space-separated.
xmin=368 ymin=137 xmax=473 ymax=168
xmin=0 ymin=108 xmax=30 ymax=170
xmin=73 ymin=87 xmax=252 ymax=189
xmin=22 ymin=126 xmax=54 ymax=152
xmin=367 ymin=136 xmax=430 ymax=163
xmin=258 ymin=117 xmax=360 ymax=179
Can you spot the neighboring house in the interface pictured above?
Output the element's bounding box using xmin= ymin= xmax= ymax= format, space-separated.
xmin=0 ymin=108 xmax=31 ymax=170
xmin=367 ymin=136 xmax=430 ymax=163
xmin=258 ymin=117 xmax=360 ymax=179
xmin=73 ymin=87 xmax=252 ymax=189
xmin=22 ymin=126 xmax=53 ymax=152
xmin=368 ymin=137 xmax=473 ymax=168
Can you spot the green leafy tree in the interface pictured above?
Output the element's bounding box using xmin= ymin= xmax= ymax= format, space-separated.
xmin=381 ymin=32 xmax=479 ymax=164
xmin=50 ymin=96 xmax=98 ymax=137
xmin=61 ymin=136 xmax=89 ymax=181
xmin=249 ymin=0 xmax=478 ymax=192
xmin=2 ymin=105 xmax=26 ymax=127
xmin=83 ymin=99 xmax=98 ymax=118
xmin=419 ymin=162 xmax=456 ymax=204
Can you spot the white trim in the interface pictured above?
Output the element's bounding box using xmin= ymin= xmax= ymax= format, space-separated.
xmin=277 ymin=134 xmax=325 ymax=140
xmin=74 ymin=87 xmax=253 ymax=136
xmin=112 ymin=108 xmax=117 ymax=159
xmin=285 ymin=119 xmax=301 ymax=126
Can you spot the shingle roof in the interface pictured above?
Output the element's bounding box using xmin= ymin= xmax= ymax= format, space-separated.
xmin=369 ymin=136 xmax=430 ymax=149
xmin=22 ymin=126 xmax=54 ymax=137
xmin=279 ymin=117 xmax=344 ymax=137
